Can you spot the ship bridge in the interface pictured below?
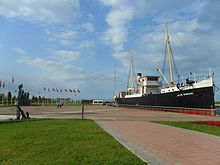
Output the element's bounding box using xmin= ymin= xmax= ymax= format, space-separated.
xmin=137 ymin=73 xmax=161 ymax=95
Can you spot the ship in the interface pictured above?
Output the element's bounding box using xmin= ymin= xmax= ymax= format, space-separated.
xmin=114 ymin=22 xmax=216 ymax=111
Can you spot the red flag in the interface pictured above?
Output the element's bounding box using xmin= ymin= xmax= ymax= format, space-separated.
xmin=73 ymin=90 xmax=76 ymax=92
xmin=69 ymin=89 xmax=72 ymax=92
xmin=12 ymin=77 xmax=14 ymax=83
xmin=77 ymin=90 xmax=80 ymax=93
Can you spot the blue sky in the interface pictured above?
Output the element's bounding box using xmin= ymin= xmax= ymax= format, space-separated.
xmin=0 ymin=0 xmax=220 ymax=100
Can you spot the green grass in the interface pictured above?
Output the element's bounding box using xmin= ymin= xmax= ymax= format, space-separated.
xmin=153 ymin=121 xmax=220 ymax=137
xmin=215 ymin=101 xmax=220 ymax=107
xmin=31 ymin=102 xmax=81 ymax=106
xmin=0 ymin=119 xmax=146 ymax=165
xmin=0 ymin=104 xmax=14 ymax=108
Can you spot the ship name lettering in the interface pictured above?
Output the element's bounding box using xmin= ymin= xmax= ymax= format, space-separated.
xmin=177 ymin=92 xmax=194 ymax=97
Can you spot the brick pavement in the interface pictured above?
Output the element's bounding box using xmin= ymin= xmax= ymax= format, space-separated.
xmin=97 ymin=120 xmax=220 ymax=165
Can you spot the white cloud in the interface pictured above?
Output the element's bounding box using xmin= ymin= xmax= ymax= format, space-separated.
xmin=135 ymin=17 xmax=220 ymax=79
xmin=46 ymin=29 xmax=77 ymax=46
xmin=17 ymin=56 xmax=115 ymax=98
xmin=82 ymin=23 xmax=95 ymax=32
xmin=100 ymin=0 xmax=204 ymax=70
xmin=99 ymin=0 xmax=121 ymax=6
xmin=100 ymin=0 xmax=136 ymax=71
xmin=79 ymin=40 xmax=94 ymax=49
xmin=104 ymin=7 xmax=133 ymax=51
xmin=53 ymin=50 xmax=80 ymax=61
xmin=88 ymin=13 xmax=94 ymax=21
xmin=100 ymin=0 xmax=152 ymax=69
xmin=59 ymin=31 xmax=77 ymax=39
xmin=17 ymin=56 xmax=85 ymax=84
xmin=14 ymin=47 xmax=26 ymax=54
xmin=112 ymin=51 xmax=129 ymax=69
xmin=0 ymin=0 xmax=80 ymax=24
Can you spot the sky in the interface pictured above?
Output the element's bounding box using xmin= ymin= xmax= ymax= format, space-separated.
xmin=0 ymin=0 xmax=220 ymax=100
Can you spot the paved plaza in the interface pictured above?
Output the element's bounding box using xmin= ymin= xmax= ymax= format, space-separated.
xmin=1 ymin=105 xmax=220 ymax=165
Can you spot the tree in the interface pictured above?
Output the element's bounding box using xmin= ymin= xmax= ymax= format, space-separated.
xmin=39 ymin=96 xmax=42 ymax=103
xmin=32 ymin=95 xmax=37 ymax=103
xmin=12 ymin=96 xmax=16 ymax=105
xmin=8 ymin=91 xmax=12 ymax=104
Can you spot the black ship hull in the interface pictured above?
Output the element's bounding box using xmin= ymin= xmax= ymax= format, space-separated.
xmin=115 ymin=86 xmax=215 ymax=109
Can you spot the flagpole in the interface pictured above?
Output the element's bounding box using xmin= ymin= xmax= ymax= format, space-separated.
xmin=38 ymin=92 xmax=40 ymax=105
xmin=7 ymin=92 xmax=8 ymax=106
xmin=11 ymin=76 xmax=14 ymax=106
xmin=2 ymin=81 xmax=5 ymax=106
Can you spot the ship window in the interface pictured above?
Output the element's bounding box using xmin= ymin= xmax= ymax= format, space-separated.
xmin=172 ymin=89 xmax=174 ymax=91
xmin=147 ymin=77 xmax=158 ymax=81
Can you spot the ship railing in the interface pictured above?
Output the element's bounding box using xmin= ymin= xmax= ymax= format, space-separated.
xmin=161 ymin=74 xmax=213 ymax=88
xmin=118 ymin=104 xmax=216 ymax=116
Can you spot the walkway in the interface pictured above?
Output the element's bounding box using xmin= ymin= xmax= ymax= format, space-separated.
xmin=97 ymin=120 xmax=220 ymax=165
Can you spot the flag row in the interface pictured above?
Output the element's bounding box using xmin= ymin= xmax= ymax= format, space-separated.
xmin=0 ymin=81 xmax=6 ymax=88
xmin=43 ymin=88 xmax=80 ymax=93
xmin=0 ymin=77 xmax=15 ymax=88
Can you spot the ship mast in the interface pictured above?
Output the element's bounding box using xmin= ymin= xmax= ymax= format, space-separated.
xmin=165 ymin=21 xmax=174 ymax=86
xmin=127 ymin=49 xmax=135 ymax=94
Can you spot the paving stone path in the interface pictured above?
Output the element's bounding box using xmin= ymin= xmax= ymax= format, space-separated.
xmin=97 ymin=120 xmax=220 ymax=165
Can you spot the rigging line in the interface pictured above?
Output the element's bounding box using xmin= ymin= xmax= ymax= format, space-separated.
xmin=214 ymin=84 xmax=219 ymax=92
xmin=131 ymin=52 xmax=135 ymax=89
xmin=114 ymin=62 xmax=116 ymax=95
xmin=161 ymin=37 xmax=168 ymax=86
xmin=127 ymin=49 xmax=137 ymax=91
xmin=162 ymin=39 xmax=167 ymax=75
xmin=132 ymin=55 xmax=137 ymax=90
xmin=127 ymin=60 xmax=131 ymax=89
xmin=170 ymin=46 xmax=179 ymax=78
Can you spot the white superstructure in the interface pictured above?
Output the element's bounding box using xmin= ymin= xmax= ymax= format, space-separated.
xmin=137 ymin=74 xmax=161 ymax=95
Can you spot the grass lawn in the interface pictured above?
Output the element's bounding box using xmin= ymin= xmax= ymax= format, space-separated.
xmin=0 ymin=103 xmax=81 ymax=107
xmin=31 ymin=102 xmax=81 ymax=106
xmin=0 ymin=119 xmax=146 ymax=165
xmin=153 ymin=121 xmax=220 ymax=137
xmin=0 ymin=105 xmax=14 ymax=108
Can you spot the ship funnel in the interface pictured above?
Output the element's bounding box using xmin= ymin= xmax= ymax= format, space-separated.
xmin=137 ymin=73 xmax=142 ymax=82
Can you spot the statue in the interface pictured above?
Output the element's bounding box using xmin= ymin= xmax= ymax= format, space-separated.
xmin=16 ymin=84 xmax=31 ymax=120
